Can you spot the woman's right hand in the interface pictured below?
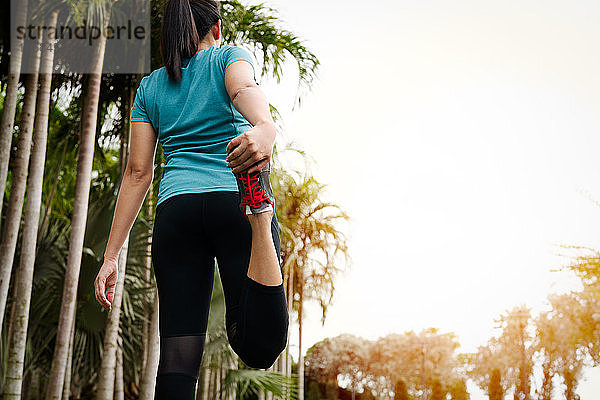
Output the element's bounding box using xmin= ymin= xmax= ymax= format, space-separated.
xmin=94 ymin=258 xmax=118 ymax=312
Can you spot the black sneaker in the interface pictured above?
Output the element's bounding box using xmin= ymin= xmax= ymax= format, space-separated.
xmin=234 ymin=161 xmax=275 ymax=220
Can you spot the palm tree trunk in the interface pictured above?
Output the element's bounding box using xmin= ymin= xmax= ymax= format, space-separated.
xmin=0 ymin=35 xmax=42 ymax=342
xmin=139 ymin=182 xmax=157 ymax=400
xmin=6 ymin=272 xmax=17 ymax=359
xmin=203 ymin=364 xmax=212 ymax=400
xmin=115 ymin=336 xmax=125 ymax=400
xmin=99 ymin=66 xmax=133 ymax=400
xmin=217 ymin=365 xmax=222 ymax=399
xmin=97 ymin=232 xmax=130 ymax=400
xmin=44 ymin=8 xmax=110 ymax=397
xmin=212 ymin=366 xmax=218 ymax=399
xmin=206 ymin=366 xmax=212 ymax=400
xmin=141 ymin=309 xmax=149 ymax=374
xmin=227 ymin=358 xmax=235 ymax=400
xmin=298 ymin=267 xmax=304 ymax=400
xmin=196 ymin=367 xmax=202 ymax=400
xmin=218 ymin=362 xmax=223 ymax=400
xmin=63 ymin=302 xmax=76 ymax=400
xmin=278 ymin=263 xmax=288 ymax=397
xmin=139 ymin=285 xmax=160 ymax=400
xmin=285 ymin=263 xmax=294 ymax=381
xmin=275 ymin=350 xmax=281 ymax=374
xmin=207 ymin=367 xmax=213 ymax=399
xmin=0 ymin=0 xmax=29 ymax=227
xmin=199 ymin=365 xmax=210 ymax=400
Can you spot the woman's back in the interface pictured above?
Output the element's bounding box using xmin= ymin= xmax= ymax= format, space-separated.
xmin=131 ymin=44 xmax=258 ymax=207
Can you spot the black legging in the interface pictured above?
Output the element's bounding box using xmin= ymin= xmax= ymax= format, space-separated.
xmin=151 ymin=190 xmax=289 ymax=399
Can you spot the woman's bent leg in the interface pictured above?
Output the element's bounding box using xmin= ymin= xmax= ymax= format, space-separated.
xmin=204 ymin=191 xmax=289 ymax=369
xmin=246 ymin=211 xmax=283 ymax=286
xmin=151 ymin=194 xmax=215 ymax=399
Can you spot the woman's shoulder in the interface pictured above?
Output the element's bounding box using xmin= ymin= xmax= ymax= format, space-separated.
xmin=218 ymin=44 xmax=252 ymax=56
xmin=216 ymin=45 xmax=256 ymax=79
xmin=134 ymin=67 xmax=168 ymax=100
xmin=219 ymin=44 xmax=239 ymax=51
xmin=217 ymin=45 xmax=255 ymax=68
xmin=141 ymin=66 xmax=167 ymax=86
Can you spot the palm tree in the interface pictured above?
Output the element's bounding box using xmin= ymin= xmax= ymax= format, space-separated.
xmin=138 ymin=285 xmax=160 ymax=400
xmin=271 ymin=142 xmax=351 ymax=400
xmin=97 ymin=106 xmax=139 ymax=398
xmin=96 ymin=230 xmax=130 ymax=400
xmin=45 ymin=2 xmax=114 ymax=398
xmin=0 ymin=34 xmax=42 ymax=339
xmin=3 ymin=10 xmax=58 ymax=399
xmin=0 ymin=0 xmax=29 ymax=226
xmin=218 ymin=0 xmax=319 ymax=110
xmin=138 ymin=154 xmax=160 ymax=400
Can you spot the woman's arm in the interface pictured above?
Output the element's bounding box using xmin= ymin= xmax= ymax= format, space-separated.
xmin=224 ymin=60 xmax=277 ymax=174
xmin=94 ymin=121 xmax=157 ymax=312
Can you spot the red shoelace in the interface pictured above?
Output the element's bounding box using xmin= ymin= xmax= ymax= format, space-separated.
xmin=239 ymin=170 xmax=273 ymax=210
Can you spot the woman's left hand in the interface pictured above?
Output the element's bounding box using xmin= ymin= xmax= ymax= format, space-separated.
xmin=94 ymin=258 xmax=118 ymax=312
xmin=225 ymin=121 xmax=276 ymax=174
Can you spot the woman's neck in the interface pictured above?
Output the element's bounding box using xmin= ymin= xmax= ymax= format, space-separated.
xmin=197 ymin=40 xmax=218 ymax=51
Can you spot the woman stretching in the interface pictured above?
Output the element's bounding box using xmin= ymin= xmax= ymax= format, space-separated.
xmin=93 ymin=0 xmax=289 ymax=398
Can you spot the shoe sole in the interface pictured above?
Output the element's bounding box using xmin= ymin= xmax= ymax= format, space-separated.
xmin=245 ymin=203 xmax=274 ymax=216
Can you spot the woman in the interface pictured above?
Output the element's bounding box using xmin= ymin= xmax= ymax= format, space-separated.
xmin=93 ymin=0 xmax=289 ymax=398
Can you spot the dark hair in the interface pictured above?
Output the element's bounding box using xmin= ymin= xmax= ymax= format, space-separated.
xmin=160 ymin=0 xmax=222 ymax=82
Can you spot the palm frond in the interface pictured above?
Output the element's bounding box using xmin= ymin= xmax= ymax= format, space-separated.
xmin=220 ymin=0 xmax=320 ymax=109
xmin=222 ymin=368 xmax=299 ymax=399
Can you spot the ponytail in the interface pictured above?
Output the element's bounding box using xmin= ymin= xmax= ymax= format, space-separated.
xmin=161 ymin=0 xmax=222 ymax=82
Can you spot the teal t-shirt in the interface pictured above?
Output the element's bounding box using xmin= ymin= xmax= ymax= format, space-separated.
xmin=130 ymin=44 xmax=257 ymax=207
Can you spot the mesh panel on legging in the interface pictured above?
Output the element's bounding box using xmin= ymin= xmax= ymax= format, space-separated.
xmin=157 ymin=334 xmax=206 ymax=377
xmin=154 ymin=335 xmax=206 ymax=400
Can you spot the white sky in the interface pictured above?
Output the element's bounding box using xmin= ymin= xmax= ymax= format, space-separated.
xmin=250 ymin=0 xmax=600 ymax=398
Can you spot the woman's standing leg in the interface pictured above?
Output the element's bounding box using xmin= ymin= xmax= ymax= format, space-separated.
xmin=151 ymin=194 xmax=216 ymax=399
xmin=204 ymin=190 xmax=289 ymax=369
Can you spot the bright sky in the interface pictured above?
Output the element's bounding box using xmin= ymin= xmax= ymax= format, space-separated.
xmin=250 ymin=0 xmax=600 ymax=398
